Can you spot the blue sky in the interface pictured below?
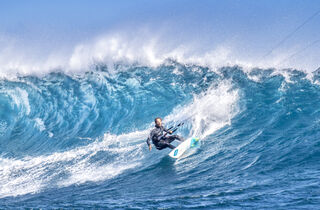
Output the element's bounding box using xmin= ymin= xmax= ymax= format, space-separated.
xmin=0 ymin=0 xmax=319 ymax=71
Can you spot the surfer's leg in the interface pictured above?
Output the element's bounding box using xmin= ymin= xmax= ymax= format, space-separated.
xmin=166 ymin=143 xmax=176 ymax=149
xmin=158 ymin=139 xmax=176 ymax=149
xmin=155 ymin=145 xmax=167 ymax=150
xmin=170 ymin=135 xmax=185 ymax=142
xmin=165 ymin=136 xmax=176 ymax=143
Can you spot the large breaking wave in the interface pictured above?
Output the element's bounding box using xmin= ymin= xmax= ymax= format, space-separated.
xmin=0 ymin=60 xmax=320 ymax=208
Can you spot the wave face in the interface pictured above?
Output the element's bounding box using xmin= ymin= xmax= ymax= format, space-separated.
xmin=0 ymin=62 xmax=320 ymax=208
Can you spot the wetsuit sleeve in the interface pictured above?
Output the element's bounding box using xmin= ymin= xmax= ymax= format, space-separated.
xmin=146 ymin=130 xmax=153 ymax=146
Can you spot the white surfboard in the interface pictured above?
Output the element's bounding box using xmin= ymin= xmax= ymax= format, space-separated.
xmin=168 ymin=137 xmax=200 ymax=159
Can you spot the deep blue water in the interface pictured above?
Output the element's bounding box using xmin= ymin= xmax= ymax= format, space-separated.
xmin=0 ymin=62 xmax=320 ymax=209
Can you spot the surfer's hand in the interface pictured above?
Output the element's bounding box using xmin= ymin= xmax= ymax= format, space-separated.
xmin=149 ymin=145 xmax=152 ymax=151
xmin=169 ymin=131 xmax=173 ymax=134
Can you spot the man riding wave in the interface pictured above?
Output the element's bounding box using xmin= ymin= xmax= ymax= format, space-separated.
xmin=147 ymin=117 xmax=184 ymax=151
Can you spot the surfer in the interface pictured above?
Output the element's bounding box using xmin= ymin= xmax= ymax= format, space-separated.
xmin=147 ymin=117 xmax=184 ymax=151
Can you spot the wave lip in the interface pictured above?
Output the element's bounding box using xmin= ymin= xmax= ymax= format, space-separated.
xmin=1 ymin=30 xmax=319 ymax=78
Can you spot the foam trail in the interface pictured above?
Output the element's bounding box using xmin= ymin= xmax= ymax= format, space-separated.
xmin=0 ymin=130 xmax=148 ymax=198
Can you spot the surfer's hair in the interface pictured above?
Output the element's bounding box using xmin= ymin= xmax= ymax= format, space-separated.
xmin=154 ymin=117 xmax=162 ymax=123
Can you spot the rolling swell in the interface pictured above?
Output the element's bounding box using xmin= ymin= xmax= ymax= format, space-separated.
xmin=0 ymin=62 xmax=320 ymax=208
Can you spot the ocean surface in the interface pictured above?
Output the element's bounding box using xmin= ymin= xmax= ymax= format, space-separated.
xmin=0 ymin=62 xmax=320 ymax=209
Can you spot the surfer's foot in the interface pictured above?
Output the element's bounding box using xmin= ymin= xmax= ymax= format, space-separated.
xmin=179 ymin=137 xmax=185 ymax=142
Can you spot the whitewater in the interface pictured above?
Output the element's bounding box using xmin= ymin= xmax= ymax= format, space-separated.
xmin=0 ymin=33 xmax=320 ymax=208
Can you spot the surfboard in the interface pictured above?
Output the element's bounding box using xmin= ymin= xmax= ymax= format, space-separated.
xmin=168 ymin=137 xmax=200 ymax=159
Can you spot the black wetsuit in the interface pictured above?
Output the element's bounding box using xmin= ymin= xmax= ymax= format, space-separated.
xmin=146 ymin=125 xmax=184 ymax=150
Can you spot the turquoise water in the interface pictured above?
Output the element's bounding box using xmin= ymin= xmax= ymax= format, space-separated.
xmin=0 ymin=62 xmax=319 ymax=209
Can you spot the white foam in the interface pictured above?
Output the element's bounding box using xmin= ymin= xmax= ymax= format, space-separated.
xmin=1 ymin=88 xmax=31 ymax=116
xmin=0 ymin=29 xmax=317 ymax=79
xmin=0 ymin=130 xmax=148 ymax=198
xmin=34 ymin=118 xmax=46 ymax=132
xmin=165 ymin=81 xmax=239 ymax=139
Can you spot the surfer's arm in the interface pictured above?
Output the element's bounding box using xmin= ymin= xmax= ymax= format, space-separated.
xmin=146 ymin=138 xmax=152 ymax=151
xmin=146 ymin=137 xmax=151 ymax=146
xmin=146 ymin=131 xmax=153 ymax=151
xmin=146 ymin=133 xmax=151 ymax=146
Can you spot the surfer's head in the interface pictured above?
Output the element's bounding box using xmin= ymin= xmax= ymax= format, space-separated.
xmin=155 ymin=117 xmax=162 ymax=127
